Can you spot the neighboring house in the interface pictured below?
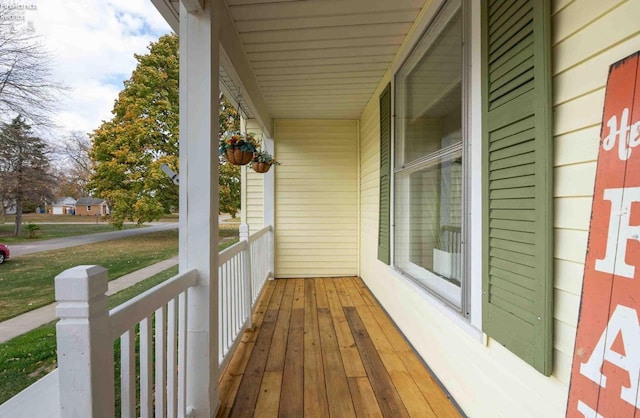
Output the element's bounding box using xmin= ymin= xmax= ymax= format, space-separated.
xmin=51 ymin=197 xmax=77 ymax=215
xmin=1 ymin=199 xmax=16 ymax=215
xmin=74 ymin=197 xmax=110 ymax=216
xmin=4 ymin=1 xmax=638 ymax=417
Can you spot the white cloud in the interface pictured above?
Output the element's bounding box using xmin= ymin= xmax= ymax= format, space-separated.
xmin=25 ymin=0 xmax=171 ymax=139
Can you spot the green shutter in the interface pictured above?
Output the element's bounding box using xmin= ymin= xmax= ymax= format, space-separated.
xmin=481 ymin=0 xmax=553 ymax=375
xmin=378 ymin=83 xmax=392 ymax=264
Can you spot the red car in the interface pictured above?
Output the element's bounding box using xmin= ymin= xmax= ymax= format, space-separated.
xmin=0 ymin=243 xmax=9 ymax=264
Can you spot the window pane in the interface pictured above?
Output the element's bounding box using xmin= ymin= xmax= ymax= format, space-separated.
xmin=395 ymin=11 xmax=462 ymax=167
xmin=393 ymin=4 xmax=463 ymax=309
xmin=394 ymin=149 xmax=463 ymax=307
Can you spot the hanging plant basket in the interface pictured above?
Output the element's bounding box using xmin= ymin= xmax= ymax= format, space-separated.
xmin=252 ymin=161 xmax=272 ymax=173
xmin=225 ymin=148 xmax=254 ymax=165
xmin=251 ymin=149 xmax=281 ymax=173
xmin=219 ymin=132 xmax=258 ymax=165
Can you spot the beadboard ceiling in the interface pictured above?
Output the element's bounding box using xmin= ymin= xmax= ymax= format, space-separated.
xmin=155 ymin=0 xmax=426 ymax=120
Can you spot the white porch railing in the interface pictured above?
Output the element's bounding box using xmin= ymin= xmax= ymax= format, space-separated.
xmin=0 ymin=223 xmax=274 ymax=418
xmin=218 ymin=224 xmax=274 ymax=370
xmin=108 ymin=267 xmax=197 ymax=418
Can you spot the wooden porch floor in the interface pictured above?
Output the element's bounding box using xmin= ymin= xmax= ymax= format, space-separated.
xmin=217 ymin=277 xmax=462 ymax=417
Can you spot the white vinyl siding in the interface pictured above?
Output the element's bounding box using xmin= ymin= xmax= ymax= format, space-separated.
xmin=275 ymin=119 xmax=359 ymax=278
xmin=358 ymin=0 xmax=640 ymax=416
xmin=550 ymin=0 xmax=640 ymax=385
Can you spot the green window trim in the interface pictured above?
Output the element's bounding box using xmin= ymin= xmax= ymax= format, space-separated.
xmin=378 ymin=83 xmax=392 ymax=265
xmin=481 ymin=0 xmax=554 ymax=375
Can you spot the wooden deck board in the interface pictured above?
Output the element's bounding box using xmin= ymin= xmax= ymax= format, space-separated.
xmin=217 ymin=280 xmax=276 ymax=418
xmin=229 ymin=310 xmax=278 ymax=417
xmin=218 ymin=277 xmax=462 ymax=418
xmin=318 ymin=307 xmax=356 ymax=417
xmin=303 ymin=280 xmax=329 ymax=417
xmin=323 ymin=278 xmax=367 ymax=378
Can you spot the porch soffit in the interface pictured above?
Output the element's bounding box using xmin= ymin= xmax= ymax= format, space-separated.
xmin=227 ymin=0 xmax=425 ymax=119
xmin=153 ymin=0 xmax=426 ymax=120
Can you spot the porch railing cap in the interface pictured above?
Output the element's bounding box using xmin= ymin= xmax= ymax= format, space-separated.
xmin=54 ymin=265 xmax=108 ymax=303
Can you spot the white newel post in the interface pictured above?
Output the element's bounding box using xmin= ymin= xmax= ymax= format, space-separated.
xmin=239 ymin=222 xmax=249 ymax=241
xmin=239 ymin=223 xmax=253 ymax=327
xmin=179 ymin=0 xmax=221 ymax=415
xmin=55 ymin=265 xmax=114 ymax=418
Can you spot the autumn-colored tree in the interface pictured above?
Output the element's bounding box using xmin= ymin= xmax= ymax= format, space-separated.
xmin=89 ymin=33 xmax=243 ymax=226
xmin=88 ymin=34 xmax=179 ymax=227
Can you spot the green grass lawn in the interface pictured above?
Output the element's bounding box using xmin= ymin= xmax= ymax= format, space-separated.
xmin=0 ymin=230 xmax=180 ymax=322
xmin=2 ymin=214 xmax=114 ymax=224
xmin=0 ymin=265 xmax=179 ymax=404
xmin=0 ymin=223 xmax=140 ymax=244
xmin=0 ymin=230 xmax=242 ymax=406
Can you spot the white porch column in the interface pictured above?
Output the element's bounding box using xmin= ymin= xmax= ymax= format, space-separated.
xmin=262 ymin=134 xmax=275 ymax=228
xmin=179 ymin=0 xmax=220 ymax=415
xmin=262 ymin=134 xmax=275 ymax=277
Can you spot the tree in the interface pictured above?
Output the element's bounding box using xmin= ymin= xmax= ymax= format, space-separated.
xmin=0 ymin=17 xmax=62 ymax=126
xmin=218 ymin=96 xmax=241 ymax=218
xmin=219 ymin=160 xmax=241 ymax=217
xmin=89 ymin=34 xmax=179 ymax=227
xmin=0 ymin=115 xmax=55 ymax=235
xmin=89 ymin=33 xmax=244 ymax=226
xmin=52 ymin=131 xmax=92 ymax=198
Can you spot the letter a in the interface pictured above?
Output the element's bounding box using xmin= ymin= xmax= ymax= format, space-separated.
xmin=580 ymin=304 xmax=640 ymax=407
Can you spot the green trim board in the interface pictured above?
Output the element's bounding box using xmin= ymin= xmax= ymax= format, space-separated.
xmin=378 ymin=83 xmax=392 ymax=265
xmin=481 ymin=0 xmax=553 ymax=375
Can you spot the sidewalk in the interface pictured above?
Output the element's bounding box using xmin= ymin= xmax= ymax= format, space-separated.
xmin=0 ymin=256 xmax=179 ymax=344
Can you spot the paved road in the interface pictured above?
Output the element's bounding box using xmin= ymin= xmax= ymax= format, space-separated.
xmin=8 ymin=222 xmax=179 ymax=257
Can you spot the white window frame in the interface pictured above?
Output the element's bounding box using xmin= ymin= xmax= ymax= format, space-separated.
xmin=389 ymin=0 xmax=483 ymax=332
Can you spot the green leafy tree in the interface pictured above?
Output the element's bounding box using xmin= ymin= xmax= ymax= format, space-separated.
xmin=219 ymin=96 xmax=241 ymax=218
xmin=89 ymin=34 xmax=179 ymax=227
xmin=0 ymin=115 xmax=55 ymax=235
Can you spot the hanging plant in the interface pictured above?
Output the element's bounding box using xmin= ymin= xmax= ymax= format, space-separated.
xmin=219 ymin=131 xmax=258 ymax=165
xmin=251 ymin=149 xmax=281 ymax=173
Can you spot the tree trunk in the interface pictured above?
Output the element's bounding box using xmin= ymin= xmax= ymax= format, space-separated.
xmin=14 ymin=199 xmax=22 ymax=236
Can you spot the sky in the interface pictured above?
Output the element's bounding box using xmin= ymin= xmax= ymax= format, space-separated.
xmin=12 ymin=0 xmax=172 ymax=140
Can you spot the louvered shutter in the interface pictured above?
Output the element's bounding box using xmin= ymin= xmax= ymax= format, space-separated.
xmin=481 ymin=0 xmax=553 ymax=375
xmin=378 ymin=83 xmax=392 ymax=264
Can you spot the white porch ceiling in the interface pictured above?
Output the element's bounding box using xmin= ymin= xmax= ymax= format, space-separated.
xmin=153 ymin=0 xmax=426 ymax=120
xmin=227 ymin=0 xmax=424 ymax=119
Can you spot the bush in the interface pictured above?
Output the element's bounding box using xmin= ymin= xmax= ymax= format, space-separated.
xmin=25 ymin=222 xmax=40 ymax=239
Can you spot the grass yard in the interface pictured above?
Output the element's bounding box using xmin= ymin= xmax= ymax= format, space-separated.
xmin=0 ymin=223 xmax=140 ymax=244
xmin=0 ymin=265 xmax=179 ymax=405
xmin=2 ymin=214 xmax=114 ymax=224
xmin=0 ymin=228 xmax=242 ymax=406
xmin=0 ymin=230 xmax=179 ymax=322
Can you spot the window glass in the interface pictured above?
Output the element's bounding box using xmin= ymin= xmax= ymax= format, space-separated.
xmin=394 ymin=3 xmax=464 ymax=309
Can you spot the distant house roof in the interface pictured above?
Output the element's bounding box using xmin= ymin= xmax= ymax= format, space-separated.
xmin=54 ymin=197 xmax=77 ymax=206
xmin=76 ymin=197 xmax=107 ymax=205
